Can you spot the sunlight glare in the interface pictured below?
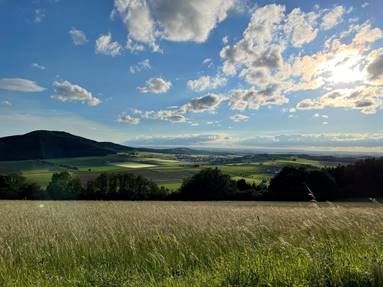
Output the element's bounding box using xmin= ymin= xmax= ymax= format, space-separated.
xmin=319 ymin=52 xmax=366 ymax=84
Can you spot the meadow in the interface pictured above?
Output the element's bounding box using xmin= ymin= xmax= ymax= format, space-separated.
xmin=0 ymin=151 xmax=347 ymax=191
xmin=0 ymin=201 xmax=382 ymax=286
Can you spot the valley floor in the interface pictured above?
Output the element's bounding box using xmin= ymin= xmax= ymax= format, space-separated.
xmin=0 ymin=201 xmax=382 ymax=286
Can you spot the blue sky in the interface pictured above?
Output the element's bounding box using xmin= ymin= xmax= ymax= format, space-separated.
xmin=1 ymin=0 xmax=383 ymax=152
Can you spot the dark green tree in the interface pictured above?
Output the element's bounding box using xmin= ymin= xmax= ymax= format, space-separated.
xmin=46 ymin=172 xmax=83 ymax=199
xmin=178 ymin=168 xmax=239 ymax=200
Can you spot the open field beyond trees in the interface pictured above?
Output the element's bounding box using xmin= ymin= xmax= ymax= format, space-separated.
xmin=0 ymin=151 xmax=351 ymax=191
xmin=0 ymin=201 xmax=382 ymax=286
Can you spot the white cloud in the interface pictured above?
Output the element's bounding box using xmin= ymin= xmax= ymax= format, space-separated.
xmin=352 ymin=22 xmax=383 ymax=46
xmin=220 ymin=4 xmax=285 ymax=77
xmin=202 ymin=58 xmax=214 ymax=68
xmin=112 ymin=0 xmax=239 ymax=51
xmin=321 ymin=6 xmax=345 ymax=30
xmin=1 ymin=100 xmax=12 ymax=107
xmin=284 ymin=8 xmax=319 ymax=47
xmin=230 ymin=114 xmax=249 ymax=122
xmin=131 ymin=93 xmax=227 ymax=125
xmin=126 ymin=38 xmax=145 ymax=52
xmin=129 ymin=59 xmax=151 ymax=73
xmin=203 ymin=58 xmax=212 ymax=65
xmin=34 ymin=9 xmax=46 ymax=23
xmin=95 ymin=33 xmax=123 ymax=56
xmin=113 ymin=0 xmax=158 ymax=51
xmin=31 ymin=63 xmax=46 ymax=70
xmin=134 ymin=109 xmax=187 ymax=123
xmin=138 ymin=77 xmax=172 ymax=93
xmin=288 ymin=21 xmax=382 ymax=94
xmin=296 ymin=86 xmax=383 ymax=114
xmin=187 ymin=75 xmax=227 ymax=92
xmin=152 ymin=0 xmax=238 ymax=43
xmin=117 ymin=114 xmax=140 ymax=125
xmin=180 ymin=93 xmax=226 ymax=113
xmin=229 ymin=85 xmax=288 ymax=111
xmin=69 ymin=28 xmax=88 ymax=46
xmin=0 ymin=78 xmax=45 ymax=92
xmin=51 ymin=80 xmax=102 ymax=106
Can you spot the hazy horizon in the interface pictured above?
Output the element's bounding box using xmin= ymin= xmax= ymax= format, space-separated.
xmin=1 ymin=0 xmax=383 ymax=153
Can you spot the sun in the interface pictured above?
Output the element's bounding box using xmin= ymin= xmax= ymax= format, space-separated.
xmin=319 ymin=51 xmax=366 ymax=84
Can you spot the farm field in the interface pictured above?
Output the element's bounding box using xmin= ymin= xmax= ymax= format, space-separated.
xmin=0 ymin=151 xmax=349 ymax=191
xmin=0 ymin=201 xmax=382 ymax=286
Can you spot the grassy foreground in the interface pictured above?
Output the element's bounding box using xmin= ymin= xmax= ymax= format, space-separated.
xmin=0 ymin=201 xmax=382 ymax=286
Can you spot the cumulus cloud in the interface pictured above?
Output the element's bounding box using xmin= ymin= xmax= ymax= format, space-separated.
xmin=284 ymin=8 xmax=319 ymax=47
xmin=113 ymin=0 xmax=158 ymax=51
xmin=95 ymin=33 xmax=123 ymax=56
xmin=152 ymin=0 xmax=238 ymax=42
xmin=288 ymin=21 xmax=382 ymax=94
xmin=229 ymin=85 xmax=288 ymax=111
xmin=187 ymin=75 xmax=227 ymax=92
xmin=296 ymin=86 xmax=383 ymax=114
xmin=352 ymin=22 xmax=383 ymax=46
xmin=230 ymin=114 xmax=249 ymax=122
xmin=180 ymin=93 xmax=226 ymax=113
xmin=366 ymin=48 xmax=383 ymax=84
xmin=117 ymin=114 xmax=140 ymax=125
xmin=134 ymin=109 xmax=187 ymax=123
xmin=51 ymin=80 xmax=102 ymax=106
xmin=321 ymin=6 xmax=345 ymax=30
xmin=137 ymin=77 xmax=172 ymax=93
xmin=131 ymin=93 xmax=226 ymax=124
xmin=129 ymin=59 xmax=151 ymax=73
xmin=69 ymin=28 xmax=88 ymax=46
xmin=220 ymin=4 xmax=285 ymax=77
xmin=0 ymin=78 xmax=45 ymax=92
xmin=218 ymin=3 xmax=383 ymax=119
xmin=112 ymin=0 xmax=239 ymax=51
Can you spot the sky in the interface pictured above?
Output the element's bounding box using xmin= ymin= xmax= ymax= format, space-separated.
xmin=1 ymin=0 xmax=383 ymax=153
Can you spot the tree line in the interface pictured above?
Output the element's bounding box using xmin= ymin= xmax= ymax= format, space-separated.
xmin=1 ymin=157 xmax=382 ymax=201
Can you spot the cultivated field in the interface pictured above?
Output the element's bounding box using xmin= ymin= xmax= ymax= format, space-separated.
xmin=0 ymin=201 xmax=382 ymax=286
xmin=0 ymin=152 xmax=349 ymax=191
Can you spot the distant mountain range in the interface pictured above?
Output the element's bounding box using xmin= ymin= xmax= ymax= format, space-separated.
xmin=0 ymin=130 xmax=135 ymax=161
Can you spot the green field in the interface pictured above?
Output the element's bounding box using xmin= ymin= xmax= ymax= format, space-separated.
xmin=0 ymin=152 xmax=349 ymax=190
xmin=0 ymin=201 xmax=382 ymax=286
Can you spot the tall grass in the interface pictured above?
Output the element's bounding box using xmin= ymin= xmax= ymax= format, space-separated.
xmin=0 ymin=201 xmax=382 ymax=286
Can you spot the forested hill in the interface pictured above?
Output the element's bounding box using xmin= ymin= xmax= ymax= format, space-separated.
xmin=0 ymin=130 xmax=133 ymax=161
